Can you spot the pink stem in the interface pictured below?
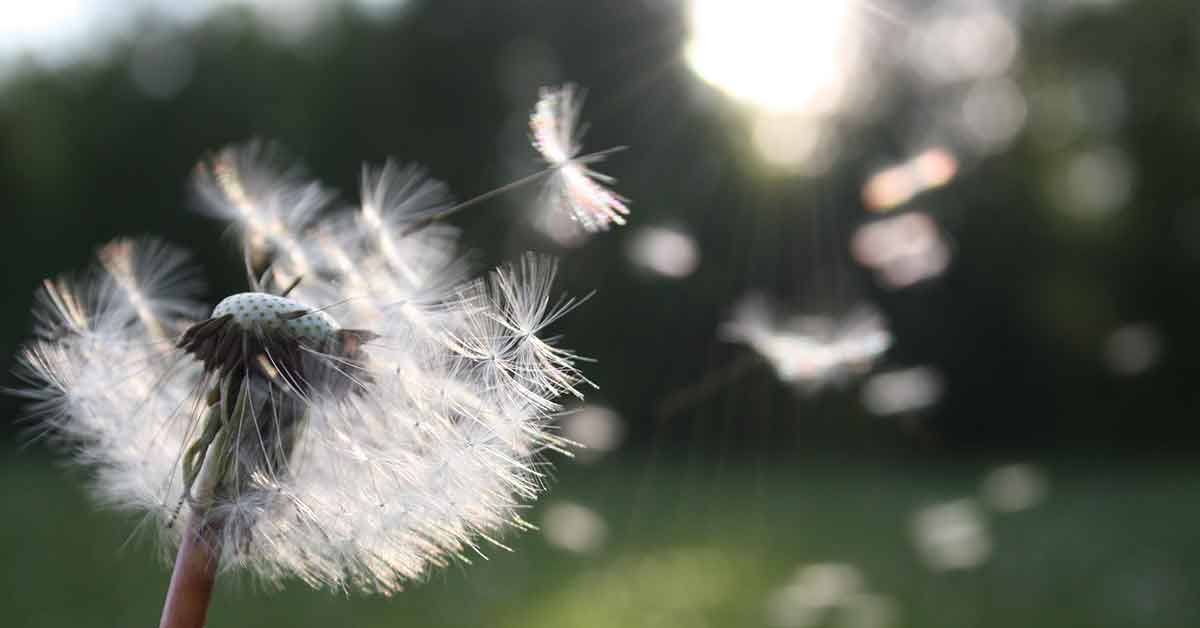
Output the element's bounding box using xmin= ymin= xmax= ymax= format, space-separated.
xmin=159 ymin=516 xmax=220 ymax=628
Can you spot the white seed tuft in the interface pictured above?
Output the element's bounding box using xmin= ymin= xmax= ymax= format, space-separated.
xmin=530 ymin=84 xmax=630 ymax=232
xmin=16 ymin=143 xmax=593 ymax=595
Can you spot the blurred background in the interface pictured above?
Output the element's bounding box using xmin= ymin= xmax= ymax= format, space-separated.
xmin=2 ymin=0 xmax=1199 ymax=626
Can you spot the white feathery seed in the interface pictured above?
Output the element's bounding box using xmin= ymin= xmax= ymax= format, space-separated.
xmin=15 ymin=141 xmax=595 ymax=595
xmin=721 ymin=295 xmax=892 ymax=394
xmin=530 ymin=84 xmax=630 ymax=232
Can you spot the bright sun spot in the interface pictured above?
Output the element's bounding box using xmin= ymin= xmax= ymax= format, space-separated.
xmin=0 ymin=0 xmax=88 ymax=63
xmin=0 ymin=0 xmax=82 ymax=38
xmin=686 ymin=0 xmax=859 ymax=114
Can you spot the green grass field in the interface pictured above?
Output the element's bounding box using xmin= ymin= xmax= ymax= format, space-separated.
xmin=3 ymin=451 xmax=1197 ymax=628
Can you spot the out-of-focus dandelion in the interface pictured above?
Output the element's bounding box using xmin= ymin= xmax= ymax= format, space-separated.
xmin=910 ymin=498 xmax=992 ymax=571
xmin=860 ymin=366 xmax=944 ymax=416
xmin=541 ymin=500 xmax=609 ymax=554
xmin=525 ymin=547 xmax=743 ymax=624
xmin=530 ymin=84 xmax=630 ymax=231
xmin=840 ymin=593 xmax=900 ymax=628
xmin=851 ymin=211 xmax=951 ymax=289
xmin=861 ymin=148 xmax=958 ymax=212
xmin=981 ymin=463 xmax=1049 ymax=513
xmin=1103 ymin=323 xmax=1162 ymax=376
xmin=1053 ymin=144 xmax=1135 ymax=219
xmin=766 ymin=563 xmax=899 ymax=628
xmin=14 ymin=120 xmax=626 ymax=625
xmin=722 ymin=295 xmax=891 ymax=394
xmin=626 ymin=225 xmax=700 ymax=279
xmin=559 ymin=404 xmax=626 ymax=463
xmin=960 ymin=77 xmax=1028 ymax=154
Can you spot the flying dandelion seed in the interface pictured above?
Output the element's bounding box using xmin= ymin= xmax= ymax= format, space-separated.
xmin=559 ymin=404 xmax=626 ymax=463
xmin=530 ymin=84 xmax=630 ymax=231
xmin=766 ymin=564 xmax=899 ymax=628
xmin=861 ymin=148 xmax=959 ymax=212
xmin=626 ymin=226 xmax=700 ymax=279
xmin=910 ymin=498 xmax=992 ymax=571
xmin=840 ymin=593 xmax=899 ymax=628
xmin=541 ymin=500 xmax=608 ymax=554
xmin=14 ymin=138 xmax=606 ymax=613
xmin=860 ymin=366 xmax=944 ymax=416
xmin=721 ymin=295 xmax=892 ymax=394
xmin=850 ymin=211 xmax=951 ymax=289
xmin=980 ymin=463 xmax=1049 ymax=513
xmin=1102 ymin=323 xmax=1162 ymax=376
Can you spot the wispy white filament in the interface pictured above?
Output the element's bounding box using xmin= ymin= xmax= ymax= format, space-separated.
xmin=16 ymin=144 xmax=591 ymax=594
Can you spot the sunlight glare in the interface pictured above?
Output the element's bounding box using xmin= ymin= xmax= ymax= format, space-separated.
xmin=0 ymin=0 xmax=89 ymax=66
xmin=686 ymin=0 xmax=859 ymax=114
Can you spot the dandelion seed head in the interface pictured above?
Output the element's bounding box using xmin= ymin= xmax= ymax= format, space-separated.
xmin=16 ymin=140 xmax=595 ymax=595
xmin=211 ymin=292 xmax=340 ymax=345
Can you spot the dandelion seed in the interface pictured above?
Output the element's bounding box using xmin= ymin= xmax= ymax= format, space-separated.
xmin=980 ymin=463 xmax=1049 ymax=513
xmin=530 ymin=84 xmax=630 ymax=231
xmin=860 ymin=366 xmax=944 ymax=416
xmin=14 ymin=141 xmax=594 ymax=611
xmin=721 ymin=295 xmax=892 ymax=394
xmin=850 ymin=212 xmax=951 ymax=289
xmin=910 ymin=498 xmax=991 ymax=571
xmin=342 ymin=84 xmax=628 ymax=237
xmin=626 ymin=226 xmax=700 ymax=279
xmin=559 ymin=404 xmax=625 ymax=463
xmin=766 ymin=563 xmax=866 ymax=628
xmin=1102 ymin=323 xmax=1162 ymax=376
xmin=541 ymin=500 xmax=608 ymax=553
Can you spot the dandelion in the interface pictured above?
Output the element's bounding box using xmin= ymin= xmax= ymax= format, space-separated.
xmin=530 ymin=84 xmax=630 ymax=231
xmin=13 ymin=137 xmax=609 ymax=626
xmin=626 ymin=226 xmax=700 ymax=279
xmin=540 ymin=500 xmax=609 ymax=553
xmin=559 ymin=404 xmax=626 ymax=463
xmin=361 ymin=84 xmax=629 ymax=235
xmin=980 ymin=463 xmax=1049 ymax=513
xmin=850 ymin=211 xmax=951 ymax=289
xmin=656 ymin=298 xmax=890 ymax=421
xmin=910 ymin=498 xmax=992 ymax=571
xmin=721 ymin=295 xmax=892 ymax=394
xmin=860 ymin=366 xmax=944 ymax=416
